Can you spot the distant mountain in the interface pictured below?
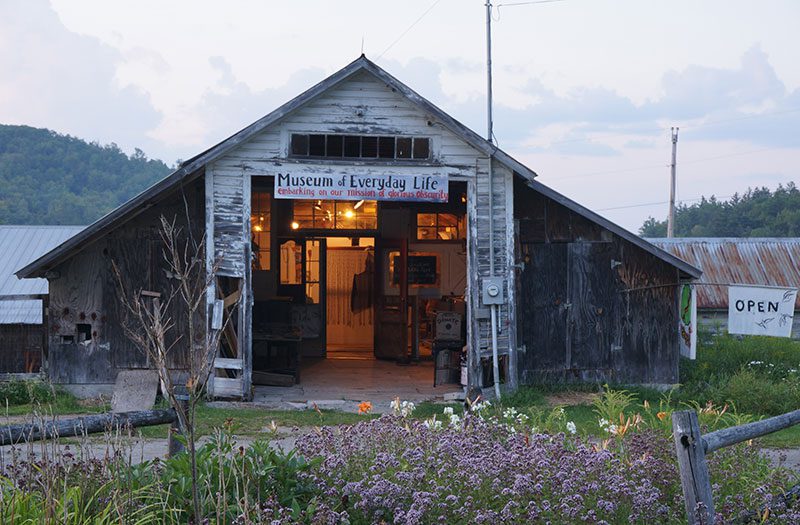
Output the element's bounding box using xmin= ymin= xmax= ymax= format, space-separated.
xmin=640 ymin=182 xmax=800 ymax=237
xmin=0 ymin=124 xmax=173 ymax=225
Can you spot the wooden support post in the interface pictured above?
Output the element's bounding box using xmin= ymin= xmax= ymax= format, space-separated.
xmin=672 ymin=410 xmax=714 ymax=524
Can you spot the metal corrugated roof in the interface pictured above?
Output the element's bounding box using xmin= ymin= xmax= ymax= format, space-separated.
xmin=0 ymin=225 xmax=84 ymax=323
xmin=647 ymin=238 xmax=800 ymax=309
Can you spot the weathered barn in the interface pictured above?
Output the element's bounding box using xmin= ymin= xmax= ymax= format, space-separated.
xmin=649 ymin=238 xmax=800 ymax=338
xmin=0 ymin=225 xmax=84 ymax=376
xmin=17 ymin=57 xmax=700 ymax=398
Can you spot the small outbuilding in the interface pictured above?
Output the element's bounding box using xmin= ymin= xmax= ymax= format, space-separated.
xmin=649 ymin=238 xmax=800 ymax=338
xmin=17 ymin=57 xmax=700 ymax=398
xmin=0 ymin=225 xmax=84 ymax=376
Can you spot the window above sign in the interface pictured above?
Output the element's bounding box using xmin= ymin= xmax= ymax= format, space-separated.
xmin=292 ymin=199 xmax=378 ymax=230
xmin=290 ymin=134 xmax=431 ymax=161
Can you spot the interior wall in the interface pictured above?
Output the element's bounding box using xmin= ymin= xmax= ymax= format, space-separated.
xmin=326 ymin=247 xmax=374 ymax=349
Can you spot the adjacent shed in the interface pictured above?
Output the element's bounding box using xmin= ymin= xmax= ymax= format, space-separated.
xmin=17 ymin=56 xmax=700 ymax=398
xmin=649 ymin=238 xmax=800 ymax=338
xmin=0 ymin=225 xmax=84 ymax=375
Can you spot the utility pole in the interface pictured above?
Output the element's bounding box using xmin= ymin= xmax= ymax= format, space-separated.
xmin=668 ymin=127 xmax=679 ymax=238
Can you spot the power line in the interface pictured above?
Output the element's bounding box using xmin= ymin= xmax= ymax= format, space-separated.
xmin=595 ymin=194 xmax=735 ymax=212
xmin=377 ymin=0 xmax=444 ymax=59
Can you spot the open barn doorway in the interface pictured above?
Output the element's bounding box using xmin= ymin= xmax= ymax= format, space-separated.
xmin=248 ymin=177 xmax=467 ymax=399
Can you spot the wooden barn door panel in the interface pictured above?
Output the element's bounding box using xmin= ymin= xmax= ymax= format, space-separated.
xmin=518 ymin=243 xmax=569 ymax=375
xmin=567 ymin=242 xmax=618 ymax=377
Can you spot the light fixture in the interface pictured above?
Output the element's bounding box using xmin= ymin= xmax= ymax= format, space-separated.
xmin=291 ymin=221 xmax=300 ymax=230
xmin=344 ymin=209 xmax=354 ymax=219
xmin=253 ymin=224 xmax=263 ymax=232
xmin=314 ymin=200 xmax=323 ymax=211
xmin=461 ymin=193 xmax=467 ymax=204
xmin=354 ymin=200 xmax=365 ymax=210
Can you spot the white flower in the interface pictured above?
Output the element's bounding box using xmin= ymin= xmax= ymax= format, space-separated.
xmin=531 ymin=426 xmax=539 ymax=434
xmin=558 ymin=407 xmax=565 ymax=415
xmin=608 ymin=424 xmax=618 ymax=435
xmin=423 ymin=417 xmax=442 ymax=430
xmin=448 ymin=414 xmax=462 ymax=427
xmin=443 ymin=406 xmax=454 ymax=416
xmin=391 ymin=398 xmax=416 ymax=417
xmin=598 ymin=418 xmax=610 ymax=429
xmin=566 ymin=421 xmax=577 ymax=435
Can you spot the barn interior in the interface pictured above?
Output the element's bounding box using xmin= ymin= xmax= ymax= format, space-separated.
xmin=245 ymin=177 xmax=468 ymax=392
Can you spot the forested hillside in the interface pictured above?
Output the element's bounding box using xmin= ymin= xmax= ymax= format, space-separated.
xmin=640 ymin=183 xmax=800 ymax=237
xmin=0 ymin=125 xmax=172 ymax=225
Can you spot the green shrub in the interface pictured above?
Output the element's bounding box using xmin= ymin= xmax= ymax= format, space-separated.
xmin=715 ymin=369 xmax=800 ymax=416
xmin=0 ymin=379 xmax=56 ymax=406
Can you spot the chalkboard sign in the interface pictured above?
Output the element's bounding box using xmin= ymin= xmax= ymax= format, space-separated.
xmin=392 ymin=254 xmax=438 ymax=286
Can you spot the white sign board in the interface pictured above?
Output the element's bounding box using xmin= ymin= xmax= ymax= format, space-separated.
xmin=728 ymin=285 xmax=797 ymax=337
xmin=275 ymin=172 xmax=448 ymax=202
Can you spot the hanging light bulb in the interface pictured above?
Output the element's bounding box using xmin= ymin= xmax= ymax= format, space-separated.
xmin=291 ymin=221 xmax=300 ymax=230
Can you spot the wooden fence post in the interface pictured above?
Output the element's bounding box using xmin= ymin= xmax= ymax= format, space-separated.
xmin=168 ymin=396 xmax=189 ymax=457
xmin=672 ymin=410 xmax=714 ymax=524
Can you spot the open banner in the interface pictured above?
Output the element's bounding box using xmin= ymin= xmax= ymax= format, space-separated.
xmin=728 ymin=285 xmax=797 ymax=337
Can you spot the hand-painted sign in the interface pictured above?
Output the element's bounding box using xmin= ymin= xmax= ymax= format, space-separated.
xmin=274 ymin=172 xmax=448 ymax=202
xmin=728 ymin=285 xmax=797 ymax=337
xmin=678 ymin=284 xmax=697 ymax=359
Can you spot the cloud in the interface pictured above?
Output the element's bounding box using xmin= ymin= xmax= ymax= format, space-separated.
xmin=0 ymin=0 xmax=162 ymax=155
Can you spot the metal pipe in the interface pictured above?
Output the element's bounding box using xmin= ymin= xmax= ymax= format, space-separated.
xmin=486 ymin=0 xmax=501 ymax=399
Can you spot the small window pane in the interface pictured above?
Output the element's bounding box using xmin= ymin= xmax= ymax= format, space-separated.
xmin=417 ymin=227 xmax=436 ymax=240
xmin=418 ymin=213 xmax=436 ymax=227
xmin=344 ymin=135 xmax=361 ymax=157
xmin=361 ymin=136 xmax=378 ymax=158
xmin=309 ymin=134 xmax=326 ymax=156
xmin=326 ymin=135 xmax=344 ymax=157
xmin=413 ymin=137 xmax=430 ymax=159
xmin=396 ymin=137 xmax=412 ymax=159
xmin=438 ymin=213 xmax=458 ymax=227
xmin=290 ymin=134 xmax=308 ymax=156
xmin=378 ymin=136 xmax=395 ymax=158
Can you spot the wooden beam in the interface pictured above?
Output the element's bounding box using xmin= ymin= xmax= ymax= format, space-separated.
xmin=0 ymin=409 xmax=177 ymax=446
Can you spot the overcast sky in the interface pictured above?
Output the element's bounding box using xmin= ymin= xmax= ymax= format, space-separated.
xmin=2 ymin=0 xmax=799 ymax=232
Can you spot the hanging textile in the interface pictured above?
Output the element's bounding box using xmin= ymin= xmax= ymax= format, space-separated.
xmin=351 ymin=251 xmax=374 ymax=313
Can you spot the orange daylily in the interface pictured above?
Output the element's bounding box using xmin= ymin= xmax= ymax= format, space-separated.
xmin=358 ymin=401 xmax=373 ymax=414
xmin=656 ymin=411 xmax=668 ymax=421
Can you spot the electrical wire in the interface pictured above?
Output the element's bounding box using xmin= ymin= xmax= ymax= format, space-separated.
xmin=595 ymin=194 xmax=735 ymax=212
xmin=377 ymin=0 xmax=444 ymax=59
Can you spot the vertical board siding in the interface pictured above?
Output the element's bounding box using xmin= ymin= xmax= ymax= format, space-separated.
xmin=212 ymin=165 xmax=248 ymax=278
xmin=515 ymin=181 xmax=679 ymax=385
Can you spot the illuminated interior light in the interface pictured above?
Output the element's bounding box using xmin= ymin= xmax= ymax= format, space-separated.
xmin=344 ymin=210 xmax=354 ymax=219
xmin=354 ymin=200 xmax=365 ymax=210
xmin=291 ymin=221 xmax=300 ymax=230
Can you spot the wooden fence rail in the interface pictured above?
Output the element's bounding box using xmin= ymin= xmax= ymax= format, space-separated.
xmin=672 ymin=408 xmax=800 ymax=524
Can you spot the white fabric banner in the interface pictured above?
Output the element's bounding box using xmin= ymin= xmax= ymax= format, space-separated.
xmin=274 ymin=172 xmax=448 ymax=202
xmin=728 ymin=285 xmax=798 ymax=337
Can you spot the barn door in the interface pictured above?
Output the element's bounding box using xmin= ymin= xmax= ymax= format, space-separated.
xmin=566 ymin=242 xmax=617 ymax=378
xmin=375 ymin=238 xmax=408 ymax=360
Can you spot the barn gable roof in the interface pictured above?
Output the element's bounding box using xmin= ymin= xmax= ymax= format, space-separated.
xmin=17 ymin=55 xmax=536 ymax=279
xmin=648 ymin=237 xmax=800 ymax=308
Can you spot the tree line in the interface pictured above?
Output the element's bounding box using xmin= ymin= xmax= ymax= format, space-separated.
xmin=640 ymin=183 xmax=800 ymax=237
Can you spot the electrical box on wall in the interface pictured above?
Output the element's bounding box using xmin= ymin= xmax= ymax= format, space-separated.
xmin=481 ymin=276 xmax=504 ymax=305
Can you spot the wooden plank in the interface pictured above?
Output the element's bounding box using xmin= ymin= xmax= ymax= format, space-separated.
xmin=214 ymin=357 xmax=243 ymax=370
xmin=672 ymin=410 xmax=714 ymax=525
xmin=223 ymin=289 xmax=241 ymax=308
xmin=252 ymin=370 xmax=294 ymax=387
xmin=212 ymin=377 xmax=243 ymax=398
